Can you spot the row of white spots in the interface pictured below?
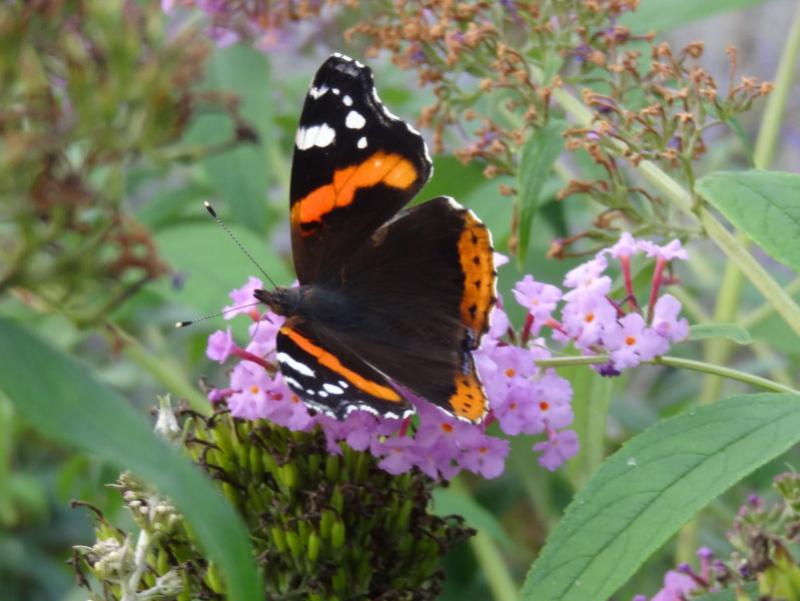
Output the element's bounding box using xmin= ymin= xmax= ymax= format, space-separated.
xmin=277 ymin=352 xmax=315 ymax=377
xmin=345 ymin=110 xmax=366 ymax=129
xmin=295 ymin=123 xmax=336 ymax=150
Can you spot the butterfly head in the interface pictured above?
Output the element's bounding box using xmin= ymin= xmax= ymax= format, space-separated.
xmin=254 ymin=287 xmax=301 ymax=317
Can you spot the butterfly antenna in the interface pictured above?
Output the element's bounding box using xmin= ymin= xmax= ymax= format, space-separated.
xmin=175 ymin=301 xmax=262 ymax=328
xmin=203 ymin=201 xmax=278 ymax=289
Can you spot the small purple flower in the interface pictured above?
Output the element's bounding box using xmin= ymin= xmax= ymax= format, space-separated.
xmin=640 ymin=239 xmax=689 ymax=261
xmin=460 ymin=437 xmax=510 ymax=479
xmin=207 ymin=327 xmax=235 ymax=363
xmin=224 ymin=276 xmax=263 ymax=318
xmin=561 ymin=294 xmax=617 ymax=350
xmin=607 ymin=231 xmax=641 ymax=259
xmin=604 ymin=314 xmax=669 ymax=369
xmin=513 ymin=275 xmax=562 ymax=331
xmin=651 ymin=294 xmax=689 ymax=342
xmin=493 ymin=382 xmax=543 ymax=436
xmin=534 ymin=429 xmax=579 ymax=471
xmin=562 ymin=256 xmax=612 ymax=301
xmin=650 ymin=570 xmax=697 ymax=601
xmin=376 ymin=436 xmax=417 ymax=475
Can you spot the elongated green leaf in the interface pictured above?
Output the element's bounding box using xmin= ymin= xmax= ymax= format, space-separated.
xmin=697 ymin=170 xmax=800 ymax=273
xmin=0 ymin=318 xmax=262 ymax=601
xmin=187 ymin=44 xmax=272 ymax=232
xmin=521 ymin=393 xmax=800 ymax=601
xmin=154 ymin=222 xmax=293 ymax=315
xmin=517 ymin=120 xmax=564 ymax=262
xmin=689 ymin=323 xmax=753 ymax=345
xmin=622 ymin=0 xmax=770 ymax=32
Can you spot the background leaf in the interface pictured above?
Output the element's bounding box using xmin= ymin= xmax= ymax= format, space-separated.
xmin=689 ymin=323 xmax=753 ymax=345
xmin=186 ymin=44 xmax=272 ymax=232
xmin=697 ymin=170 xmax=800 ymax=273
xmin=0 ymin=318 xmax=263 ymax=601
xmin=517 ymin=120 xmax=565 ymax=262
xmin=521 ymin=393 xmax=800 ymax=601
xmin=153 ymin=222 xmax=293 ymax=316
xmin=621 ymin=0 xmax=771 ymax=32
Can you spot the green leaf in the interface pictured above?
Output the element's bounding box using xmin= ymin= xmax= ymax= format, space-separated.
xmin=432 ymin=488 xmax=514 ymax=549
xmin=689 ymin=323 xmax=753 ymax=345
xmin=0 ymin=318 xmax=263 ymax=601
xmin=187 ymin=44 xmax=272 ymax=232
xmin=153 ymin=222 xmax=293 ymax=316
xmin=697 ymin=170 xmax=800 ymax=273
xmin=517 ymin=120 xmax=565 ymax=262
xmin=520 ymin=392 xmax=800 ymax=601
xmin=621 ymin=0 xmax=771 ymax=32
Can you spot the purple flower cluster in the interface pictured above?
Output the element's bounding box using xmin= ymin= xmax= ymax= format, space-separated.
xmin=633 ymin=547 xmax=719 ymax=601
xmin=205 ymin=235 xmax=689 ymax=480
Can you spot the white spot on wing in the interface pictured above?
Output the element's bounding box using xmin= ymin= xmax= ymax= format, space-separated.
xmin=319 ymin=391 xmax=328 ymax=398
xmin=343 ymin=95 xmax=353 ymax=106
xmin=323 ymin=383 xmax=344 ymax=395
xmin=345 ymin=110 xmax=366 ymax=129
xmin=338 ymin=381 xmax=349 ymax=389
xmin=277 ymin=352 xmax=315 ymax=377
xmin=295 ymin=123 xmax=336 ymax=150
xmin=283 ymin=376 xmax=302 ymax=389
xmin=306 ymin=389 xmax=316 ymax=396
xmin=357 ymin=136 xmax=367 ymax=149
xmin=332 ymin=88 xmax=340 ymax=95
xmin=309 ymin=85 xmax=329 ymax=99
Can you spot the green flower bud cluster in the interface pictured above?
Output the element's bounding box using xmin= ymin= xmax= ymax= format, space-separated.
xmin=74 ymin=410 xmax=473 ymax=600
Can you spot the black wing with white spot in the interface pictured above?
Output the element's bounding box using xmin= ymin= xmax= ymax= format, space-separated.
xmin=289 ymin=53 xmax=433 ymax=284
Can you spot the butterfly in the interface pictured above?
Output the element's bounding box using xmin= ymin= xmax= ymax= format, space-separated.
xmin=255 ymin=54 xmax=496 ymax=423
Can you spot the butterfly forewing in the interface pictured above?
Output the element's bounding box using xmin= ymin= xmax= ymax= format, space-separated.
xmin=289 ymin=54 xmax=432 ymax=284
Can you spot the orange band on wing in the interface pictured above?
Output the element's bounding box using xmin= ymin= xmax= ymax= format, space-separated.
xmin=457 ymin=212 xmax=495 ymax=342
xmin=292 ymin=152 xmax=417 ymax=225
xmin=280 ymin=326 xmax=403 ymax=402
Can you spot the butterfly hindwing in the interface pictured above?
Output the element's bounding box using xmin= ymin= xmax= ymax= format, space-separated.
xmin=290 ymin=54 xmax=432 ymax=284
xmin=326 ymin=197 xmax=496 ymax=422
xmin=276 ymin=317 xmax=412 ymax=420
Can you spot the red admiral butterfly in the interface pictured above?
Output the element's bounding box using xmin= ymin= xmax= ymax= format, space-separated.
xmin=255 ymin=54 xmax=496 ymax=423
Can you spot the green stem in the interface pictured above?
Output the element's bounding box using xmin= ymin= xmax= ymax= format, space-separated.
xmin=449 ymin=478 xmax=518 ymax=601
xmin=698 ymin=244 xmax=745 ymax=405
xmin=752 ymin=1 xmax=800 ymax=170
xmin=109 ymin=324 xmax=211 ymax=415
xmin=534 ymin=355 xmax=799 ymax=395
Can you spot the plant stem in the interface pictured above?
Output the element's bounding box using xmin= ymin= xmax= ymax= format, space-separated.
xmin=449 ymin=478 xmax=519 ymax=601
xmin=753 ymin=1 xmax=800 ymax=170
xmin=534 ymin=355 xmax=799 ymax=395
